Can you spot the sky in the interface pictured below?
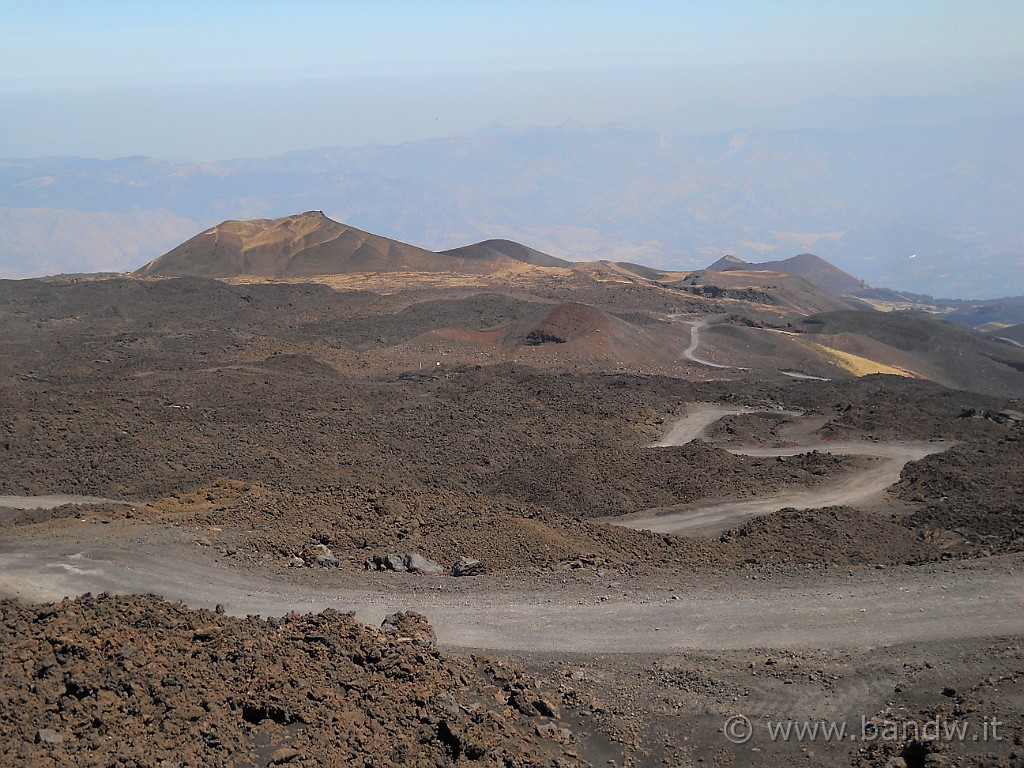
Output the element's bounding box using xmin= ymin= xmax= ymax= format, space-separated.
xmin=2 ymin=0 xmax=1023 ymax=159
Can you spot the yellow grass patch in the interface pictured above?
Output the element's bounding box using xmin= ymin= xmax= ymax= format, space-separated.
xmin=221 ymin=264 xmax=612 ymax=295
xmin=811 ymin=343 xmax=918 ymax=378
xmin=856 ymin=297 xmax=955 ymax=315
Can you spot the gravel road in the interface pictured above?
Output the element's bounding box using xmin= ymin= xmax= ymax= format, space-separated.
xmin=619 ymin=404 xmax=950 ymax=536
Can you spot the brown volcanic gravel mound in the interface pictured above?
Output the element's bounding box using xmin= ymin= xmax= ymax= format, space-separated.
xmin=719 ymin=506 xmax=940 ymax=566
xmin=136 ymin=482 xmax=940 ymax=573
xmin=778 ymin=374 xmax=1015 ymax=441
xmin=898 ymin=431 xmax=1024 ymax=552
xmin=142 ymin=480 xmax=692 ymax=572
xmin=0 ymin=594 xmax=587 ymax=768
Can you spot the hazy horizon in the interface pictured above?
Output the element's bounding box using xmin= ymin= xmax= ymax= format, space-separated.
xmin=3 ymin=1 xmax=1023 ymax=160
xmin=2 ymin=1 xmax=1023 ymax=299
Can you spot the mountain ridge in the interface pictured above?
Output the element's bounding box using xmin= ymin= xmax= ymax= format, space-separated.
xmin=5 ymin=109 xmax=1022 ymax=297
xmin=707 ymin=252 xmax=868 ymax=296
xmin=135 ymin=212 xmax=571 ymax=279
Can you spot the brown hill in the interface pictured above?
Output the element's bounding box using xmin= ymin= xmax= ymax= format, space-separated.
xmin=706 ymin=254 xmax=749 ymax=271
xmin=708 ymin=252 xmax=868 ymax=296
xmin=691 ymin=323 xmax=845 ymax=379
xmin=696 ymin=310 xmax=1024 ymax=396
xmin=798 ymin=310 xmax=1024 ymax=397
xmin=992 ymin=324 xmax=1024 ymax=345
xmin=608 ymin=261 xmax=671 ymax=280
xmin=440 ymin=239 xmax=570 ymax=268
xmin=424 ymin=302 xmax=687 ymax=366
xmin=667 ymin=267 xmax=868 ymax=319
xmin=135 ymin=212 xmax=567 ymax=278
xmin=947 ymin=295 xmax=1024 ymax=329
xmin=499 ymin=302 xmax=617 ymax=345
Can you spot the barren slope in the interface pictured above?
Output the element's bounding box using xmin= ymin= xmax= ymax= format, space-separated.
xmin=135 ymin=212 xmax=564 ymax=279
xmin=440 ymin=239 xmax=570 ymax=268
xmin=709 ymin=252 xmax=869 ymax=295
xmin=2 ymin=273 xmax=1023 ymax=767
xmin=666 ymin=268 xmax=869 ymax=319
xmin=798 ymin=310 xmax=1024 ymax=397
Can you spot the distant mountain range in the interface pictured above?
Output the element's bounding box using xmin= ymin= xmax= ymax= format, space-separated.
xmin=140 ymin=212 xmax=870 ymax=293
xmin=140 ymin=212 xmax=1024 ymax=335
xmin=2 ymin=92 xmax=1022 ymax=298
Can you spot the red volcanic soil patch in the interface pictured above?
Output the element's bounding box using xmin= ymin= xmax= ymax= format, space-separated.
xmin=501 ymin=303 xmax=615 ymax=345
xmin=424 ymin=303 xmax=686 ymax=367
xmin=430 ymin=326 xmax=506 ymax=345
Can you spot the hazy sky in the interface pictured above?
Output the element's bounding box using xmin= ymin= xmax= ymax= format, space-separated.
xmin=2 ymin=0 xmax=1022 ymax=159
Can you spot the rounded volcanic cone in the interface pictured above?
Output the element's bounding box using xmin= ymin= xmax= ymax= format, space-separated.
xmin=134 ymin=212 xmax=567 ymax=278
xmin=500 ymin=303 xmax=617 ymax=346
xmin=134 ymin=211 xmax=438 ymax=278
xmin=414 ymin=301 xmax=686 ymax=367
xmin=440 ymin=239 xmax=570 ymax=268
xmin=706 ymin=252 xmax=868 ymax=296
xmin=706 ymin=254 xmax=750 ymax=271
xmin=488 ymin=302 xmax=685 ymax=363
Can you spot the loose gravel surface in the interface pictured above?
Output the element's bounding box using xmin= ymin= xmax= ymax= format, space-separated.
xmin=1 ymin=275 xmax=1022 ymax=766
xmin=0 ymin=594 xmax=588 ymax=768
xmin=617 ymin=404 xmax=951 ymax=536
xmin=0 ymin=530 xmax=1020 ymax=653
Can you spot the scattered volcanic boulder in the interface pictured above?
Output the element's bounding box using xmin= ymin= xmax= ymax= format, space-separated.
xmin=452 ymin=557 xmax=486 ymax=577
xmin=404 ymin=553 xmax=445 ymax=574
xmin=0 ymin=594 xmax=586 ymax=767
xmin=301 ymin=542 xmax=340 ymax=567
xmin=365 ymin=553 xmax=445 ymax=574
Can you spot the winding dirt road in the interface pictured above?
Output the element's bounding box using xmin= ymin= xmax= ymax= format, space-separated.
xmin=682 ymin=316 xmax=738 ymax=369
xmin=0 ymin=534 xmax=1019 ymax=652
xmin=651 ymin=404 xmax=760 ymax=446
xmin=620 ymin=404 xmax=949 ymax=536
xmin=0 ymin=404 xmax=1018 ymax=656
xmin=0 ymin=495 xmax=138 ymax=510
xmin=780 ymin=370 xmax=831 ymax=381
xmin=679 ymin=313 xmax=829 ymax=380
